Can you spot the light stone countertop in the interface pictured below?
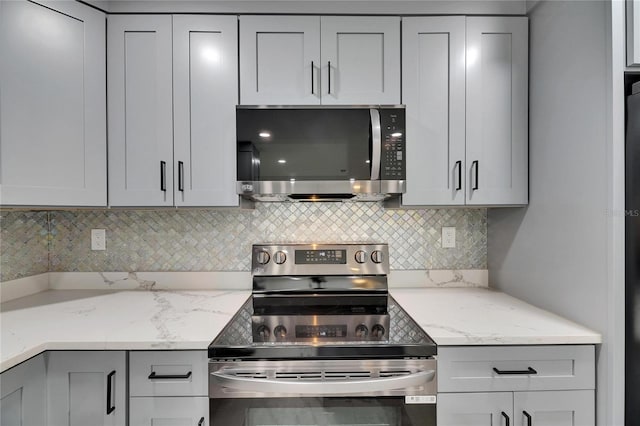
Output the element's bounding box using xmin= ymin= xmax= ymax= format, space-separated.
xmin=0 ymin=287 xmax=601 ymax=373
xmin=390 ymin=287 xmax=602 ymax=346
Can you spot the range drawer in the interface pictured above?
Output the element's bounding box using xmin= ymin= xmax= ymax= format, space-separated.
xmin=129 ymin=350 xmax=208 ymax=397
xmin=438 ymin=345 xmax=595 ymax=392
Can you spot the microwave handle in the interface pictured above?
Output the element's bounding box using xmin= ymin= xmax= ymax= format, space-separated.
xmin=370 ymin=109 xmax=381 ymax=180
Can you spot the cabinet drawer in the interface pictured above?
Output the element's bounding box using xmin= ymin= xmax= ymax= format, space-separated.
xmin=129 ymin=396 xmax=209 ymax=426
xmin=438 ymin=345 xmax=595 ymax=392
xmin=129 ymin=351 xmax=208 ymax=397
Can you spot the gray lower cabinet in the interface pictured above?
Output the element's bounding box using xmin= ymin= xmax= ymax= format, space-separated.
xmin=0 ymin=354 xmax=47 ymax=426
xmin=129 ymin=350 xmax=209 ymax=426
xmin=437 ymin=345 xmax=596 ymax=426
xmin=438 ymin=390 xmax=594 ymax=426
xmin=130 ymin=396 xmax=209 ymax=425
xmin=46 ymin=351 xmax=127 ymax=426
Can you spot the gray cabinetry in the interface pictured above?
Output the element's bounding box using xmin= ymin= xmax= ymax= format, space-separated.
xmin=401 ymin=16 xmax=528 ymax=207
xmin=129 ymin=350 xmax=209 ymax=426
xmin=46 ymin=351 xmax=126 ymax=426
xmin=0 ymin=0 xmax=106 ymax=206
xmin=108 ymin=15 xmax=238 ymax=207
xmin=0 ymin=355 xmax=46 ymax=426
xmin=437 ymin=346 xmax=595 ymax=426
xmin=239 ymin=15 xmax=400 ymax=105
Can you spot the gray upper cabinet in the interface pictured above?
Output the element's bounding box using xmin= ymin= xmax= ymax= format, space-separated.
xmin=0 ymin=0 xmax=106 ymax=207
xmin=401 ymin=16 xmax=528 ymax=207
xmin=239 ymin=15 xmax=400 ymax=105
xmin=108 ymin=15 xmax=239 ymax=207
xmin=465 ymin=17 xmax=528 ymax=206
xmin=107 ymin=15 xmax=174 ymax=207
xmin=402 ymin=17 xmax=467 ymax=206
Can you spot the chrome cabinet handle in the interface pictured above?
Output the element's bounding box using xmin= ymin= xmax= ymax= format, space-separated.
xmin=523 ymin=410 xmax=532 ymax=426
xmin=369 ymin=109 xmax=381 ymax=180
xmin=455 ymin=160 xmax=462 ymax=191
xmin=211 ymin=368 xmax=435 ymax=395
xmin=178 ymin=161 xmax=184 ymax=192
xmin=493 ymin=367 xmax=537 ymax=375
xmin=501 ymin=411 xmax=510 ymax=426
xmin=148 ymin=371 xmax=192 ymax=380
xmin=328 ymin=61 xmax=332 ymax=94
xmin=106 ymin=370 xmax=116 ymax=415
xmin=160 ymin=161 xmax=167 ymax=192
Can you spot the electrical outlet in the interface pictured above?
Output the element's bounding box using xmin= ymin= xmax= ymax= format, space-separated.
xmin=441 ymin=227 xmax=456 ymax=248
xmin=91 ymin=229 xmax=106 ymax=251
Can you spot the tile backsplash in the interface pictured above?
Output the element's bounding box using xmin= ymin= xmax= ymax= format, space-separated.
xmin=1 ymin=203 xmax=487 ymax=282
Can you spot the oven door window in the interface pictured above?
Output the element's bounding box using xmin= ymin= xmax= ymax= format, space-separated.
xmin=210 ymin=397 xmax=435 ymax=426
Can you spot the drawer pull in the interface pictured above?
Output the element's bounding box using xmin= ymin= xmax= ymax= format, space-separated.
xmin=148 ymin=371 xmax=193 ymax=380
xmin=523 ymin=410 xmax=532 ymax=426
xmin=198 ymin=417 xmax=205 ymax=426
xmin=501 ymin=411 xmax=510 ymax=426
xmin=492 ymin=367 xmax=537 ymax=375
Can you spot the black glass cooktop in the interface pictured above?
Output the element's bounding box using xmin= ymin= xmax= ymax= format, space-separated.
xmin=208 ymin=296 xmax=436 ymax=360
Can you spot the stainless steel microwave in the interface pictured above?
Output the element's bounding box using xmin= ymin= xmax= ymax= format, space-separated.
xmin=236 ymin=106 xmax=406 ymax=202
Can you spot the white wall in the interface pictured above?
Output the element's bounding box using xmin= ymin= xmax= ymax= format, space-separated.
xmin=488 ymin=1 xmax=624 ymax=425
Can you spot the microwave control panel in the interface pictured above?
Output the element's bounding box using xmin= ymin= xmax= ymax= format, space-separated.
xmin=380 ymin=109 xmax=406 ymax=180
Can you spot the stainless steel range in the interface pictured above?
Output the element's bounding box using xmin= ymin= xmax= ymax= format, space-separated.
xmin=208 ymin=243 xmax=437 ymax=426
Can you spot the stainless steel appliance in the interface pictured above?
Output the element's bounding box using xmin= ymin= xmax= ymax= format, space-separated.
xmin=236 ymin=106 xmax=406 ymax=202
xmin=626 ymin=76 xmax=640 ymax=425
xmin=208 ymin=243 xmax=437 ymax=426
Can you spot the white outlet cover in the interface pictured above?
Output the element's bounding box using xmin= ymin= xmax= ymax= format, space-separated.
xmin=91 ymin=229 xmax=106 ymax=251
xmin=441 ymin=226 xmax=456 ymax=248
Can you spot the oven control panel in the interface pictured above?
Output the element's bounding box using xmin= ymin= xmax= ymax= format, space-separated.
xmin=252 ymin=315 xmax=390 ymax=343
xmin=252 ymin=243 xmax=389 ymax=276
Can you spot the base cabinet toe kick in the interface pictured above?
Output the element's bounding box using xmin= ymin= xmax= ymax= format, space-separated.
xmin=436 ymin=345 xmax=596 ymax=426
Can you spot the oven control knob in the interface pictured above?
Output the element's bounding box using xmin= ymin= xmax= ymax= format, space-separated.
xmin=274 ymin=325 xmax=287 ymax=340
xmin=371 ymin=324 xmax=386 ymax=339
xmin=371 ymin=250 xmax=384 ymax=264
xmin=355 ymin=250 xmax=367 ymax=264
xmin=355 ymin=324 xmax=369 ymax=338
xmin=256 ymin=325 xmax=271 ymax=341
xmin=256 ymin=250 xmax=270 ymax=265
xmin=274 ymin=251 xmax=287 ymax=265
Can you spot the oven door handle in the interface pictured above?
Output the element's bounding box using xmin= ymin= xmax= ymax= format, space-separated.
xmin=210 ymin=369 xmax=435 ymax=395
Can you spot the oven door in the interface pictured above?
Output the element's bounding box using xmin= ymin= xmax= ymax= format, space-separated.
xmin=209 ymin=359 xmax=436 ymax=426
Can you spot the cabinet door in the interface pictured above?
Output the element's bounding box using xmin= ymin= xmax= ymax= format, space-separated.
xmin=513 ymin=390 xmax=595 ymax=426
xmin=401 ymin=17 xmax=466 ymax=206
xmin=173 ymin=16 xmax=238 ymax=207
xmin=129 ymin=396 xmax=209 ymax=426
xmin=465 ymin=17 xmax=528 ymax=205
xmin=108 ymin=15 xmax=174 ymax=206
xmin=0 ymin=0 xmax=106 ymax=206
xmin=0 ymin=355 xmax=46 ymax=426
xmin=239 ymin=16 xmax=320 ymax=105
xmin=320 ymin=17 xmax=400 ymax=105
xmin=438 ymin=392 xmax=513 ymax=426
xmin=46 ymin=351 xmax=126 ymax=426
